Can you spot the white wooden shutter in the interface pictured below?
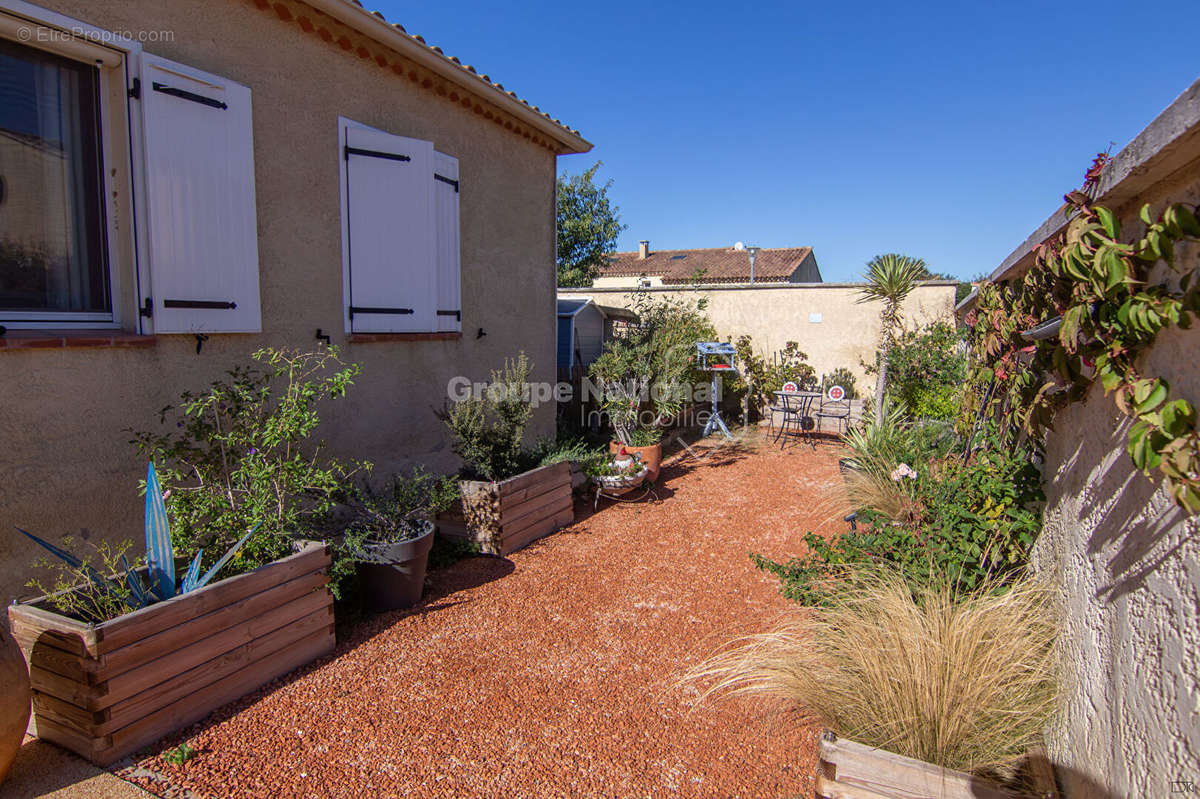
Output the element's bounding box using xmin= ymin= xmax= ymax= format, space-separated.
xmin=140 ymin=54 xmax=261 ymax=333
xmin=433 ymin=151 xmax=461 ymax=333
xmin=344 ymin=125 xmax=435 ymax=333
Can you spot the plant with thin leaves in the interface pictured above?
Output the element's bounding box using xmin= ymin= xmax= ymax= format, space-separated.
xmin=684 ymin=573 xmax=1060 ymax=778
xmin=858 ymin=254 xmax=928 ymax=423
xmin=18 ymin=462 xmax=257 ymax=622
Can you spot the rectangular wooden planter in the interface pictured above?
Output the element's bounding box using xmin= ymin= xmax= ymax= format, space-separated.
xmin=437 ymin=461 xmax=574 ymax=556
xmin=816 ymin=733 xmax=1055 ymax=799
xmin=7 ymin=541 xmax=335 ymax=766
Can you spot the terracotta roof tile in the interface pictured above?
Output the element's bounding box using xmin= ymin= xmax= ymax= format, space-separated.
xmin=599 ymin=246 xmax=816 ymax=284
xmin=315 ymin=0 xmax=586 ymax=144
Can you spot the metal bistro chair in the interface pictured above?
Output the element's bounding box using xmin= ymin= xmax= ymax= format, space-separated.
xmin=816 ymin=395 xmax=852 ymax=437
xmin=772 ymin=390 xmax=819 ymax=449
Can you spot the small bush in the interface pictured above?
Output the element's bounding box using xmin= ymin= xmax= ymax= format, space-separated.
xmin=685 ymin=573 xmax=1060 ymax=777
xmin=756 ymin=416 xmax=1042 ymax=603
xmin=820 ymin=367 xmax=858 ymax=399
xmin=131 ymin=348 xmax=366 ymax=583
xmin=26 ymin=538 xmax=140 ymax=623
xmin=438 ymin=353 xmax=535 ymax=480
xmin=883 ymin=321 xmax=967 ymax=420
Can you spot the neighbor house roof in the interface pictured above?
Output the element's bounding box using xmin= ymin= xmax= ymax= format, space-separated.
xmin=254 ymin=0 xmax=591 ymax=154
xmin=598 ymin=246 xmax=815 ymax=284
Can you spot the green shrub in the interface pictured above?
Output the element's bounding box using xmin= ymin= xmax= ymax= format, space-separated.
xmin=590 ymin=288 xmax=716 ymax=443
xmin=438 ymin=353 xmax=535 ymax=480
xmin=132 ymin=348 xmax=367 ymax=582
xmin=880 ymin=321 xmax=967 ymax=420
xmin=755 ymin=422 xmax=1042 ymax=604
xmin=820 ymin=367 xmax=858 ymax=399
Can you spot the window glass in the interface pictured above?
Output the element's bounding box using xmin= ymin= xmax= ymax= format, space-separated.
xmin=0 ymin=38 xmax=109 ymax=314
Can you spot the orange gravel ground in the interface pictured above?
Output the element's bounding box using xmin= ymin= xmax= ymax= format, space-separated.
xmin=124 ymin=436 xmax=845 ymax=799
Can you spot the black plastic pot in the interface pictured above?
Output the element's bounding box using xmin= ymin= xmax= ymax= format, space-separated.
xmin=357 ymin=520 xmax=436 ymax=612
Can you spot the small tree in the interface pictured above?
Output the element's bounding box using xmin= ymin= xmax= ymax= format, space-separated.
xmin=556 ymin=162 xmax=626 ymax=287
xmin=858 ymin=254 xmax=927 ymax=424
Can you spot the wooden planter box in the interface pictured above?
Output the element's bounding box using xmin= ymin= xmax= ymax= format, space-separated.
xmin=437 ymin=461 xmax=574 ymax=556
xmin=7 ymin=542 xmax=334 ymax=766
xmin=816 ymin=733 xmax=1056 ymax=799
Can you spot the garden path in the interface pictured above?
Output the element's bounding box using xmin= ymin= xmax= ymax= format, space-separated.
xmin=122 ymin=434 xmax=845 ymax=799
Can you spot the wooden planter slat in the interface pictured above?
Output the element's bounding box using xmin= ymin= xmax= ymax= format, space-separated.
xmin=817 ymin=735 xmax=1020 ymax=799
xmin=92 ymin=544 xmax=329 ymax=653
xmin=500 ymin=483 xmax=572 ymax=526
xmin=98 ymin=587 xmax=331 ymax=710
xmin=438 ymin=462 xmax=574 ymax=556
xmin=9 ymin=541 xmax=335 ymax=766
xmin=501 ymin=503 xmax=575 ymax=554
xmin=97 ymin=606 xmax=331 ymax=737
xmin=97 ymin=569 xmax=329 ymax=678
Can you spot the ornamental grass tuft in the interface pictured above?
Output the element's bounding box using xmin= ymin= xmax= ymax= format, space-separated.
xmin=685 ymin=572 xmax=1060 ymax=777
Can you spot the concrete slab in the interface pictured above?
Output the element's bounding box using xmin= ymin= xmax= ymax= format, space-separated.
xmin=0 ymin=736 xmax=153 ymax=799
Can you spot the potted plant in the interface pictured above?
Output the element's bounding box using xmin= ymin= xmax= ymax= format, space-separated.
xmin=589 ymin=449 xmax=649 ymax=495
xmin=436 ymin=353 xmax=575 ymax=556
xmin=589 ymin=287 xmax=717 ymax=480
xmin=338 ymin=469 xmax=459 ymax=611
xmin=8 ymin=463 xmax=335 ymax=766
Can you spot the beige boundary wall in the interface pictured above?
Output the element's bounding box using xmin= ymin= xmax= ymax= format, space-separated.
xmin=561 ymin=281 xmax=958 ymax=394
xmin=974 ymin=79 xmax=1200 ymax=798
xmin=0 ymin=0 xmax=580 ymax=609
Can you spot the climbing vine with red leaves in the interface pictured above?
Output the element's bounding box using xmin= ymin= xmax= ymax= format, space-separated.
xmin=962 ymin=155 xmax=1200 ymax=512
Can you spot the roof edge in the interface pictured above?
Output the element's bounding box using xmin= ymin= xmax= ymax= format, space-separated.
xmin=992 ymin=77 xmax=1200 ymax=283
xmin=303 ymin=0 xmax=592 ymax=154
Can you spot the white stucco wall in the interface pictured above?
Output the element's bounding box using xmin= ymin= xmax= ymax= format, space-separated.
xmin=996 ymin=78 xmax=1200 ymax=797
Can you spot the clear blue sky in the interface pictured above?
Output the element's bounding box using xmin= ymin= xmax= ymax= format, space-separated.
xmin=376 ymin=0 xmax=1198 ymax=282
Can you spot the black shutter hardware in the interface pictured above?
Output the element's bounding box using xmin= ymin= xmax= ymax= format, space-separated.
xmin=434 ymin=173 xmax=459 ymax=192
xmin=436 ymin=310 xmax=461 ymax=321
xmin=348 ymin=306 xmax=414 ymax=318
xmin=164 ymin=299 xmax=238 ymax=310
xmin=344 ymin=146 xmax=411 ymax=163
xmin=152 ymin=82 xmax=227 ymax=110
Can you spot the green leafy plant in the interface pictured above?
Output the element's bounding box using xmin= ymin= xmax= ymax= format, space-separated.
xmin=438 ymin=353 xmax=537 ymax=481
xmin=858 ymin=254 xmax=928 ymax=424
xmin=820 ymin=368 xmax=858 ymax=399
xmin=879 ymin=321 xmax=967 ymax=420
xmin=755 ymin=420 xmax=1041 ymax=604
xmin=132 ymin=348 xmax=367 ymax=581
xmin=163 ymin=742 xmax=198 ymax=765
xmin=731 ymin=336 xmax=818 ymax=419
xmin=329 ymin=468 xmax=459 ymax=598
xmin=963 ymin=157 xmax=1200 ymax=511
xmin=24 ymin=537 xmax=140 ymax=623
xmin=19 ymin=463 xmax=257 ymax=622
xmin=589 ymin=288 xmax=716 ymax=444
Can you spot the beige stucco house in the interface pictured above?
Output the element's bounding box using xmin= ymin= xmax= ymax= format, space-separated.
xmin=0 ymin=0 xmax=591 ymax=606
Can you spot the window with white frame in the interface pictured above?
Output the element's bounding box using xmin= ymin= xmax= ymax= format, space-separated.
xmin=0 ymin=0 xmax=263 ymax=334
xmin=0 ymin=27 xmax=115 ymax=324
xmin=338 ymin=118 xmax=461 ymax=334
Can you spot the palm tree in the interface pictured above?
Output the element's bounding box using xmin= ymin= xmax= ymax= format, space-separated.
xmin=858 ymin=253 xmax=927 ymax=423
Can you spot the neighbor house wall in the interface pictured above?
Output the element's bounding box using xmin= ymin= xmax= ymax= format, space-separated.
xmin=990 ymin=78 xmax=1200 ymax=798
xmin=0 ymin=0 xmax=565 ymax=608
xmin=561 ymin=282 xmax=957 ymax=392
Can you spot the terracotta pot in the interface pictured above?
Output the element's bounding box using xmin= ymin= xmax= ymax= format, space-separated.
xmin=609 ymin=441 xmax=662 ymax=482
xmin=357 ymin=520 xmax=436 ymax=612
xmin=0 ymin=626 xmax=30 ymax=785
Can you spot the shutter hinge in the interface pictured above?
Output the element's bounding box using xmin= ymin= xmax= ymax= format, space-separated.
xmin=139 ymin=297 xmax=153 ymax=318
xmin=348 ymin=306 xmax=414 ymax=318
xmin=436 ymin=310 xmax=461 ymax=321
xmin=434 ymin=174 xmax=459 ymax=193
xmin=344 ymin=146 xmax=411 ymax=163
xmin=128 ymin=77 xmax=141 ymax=100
